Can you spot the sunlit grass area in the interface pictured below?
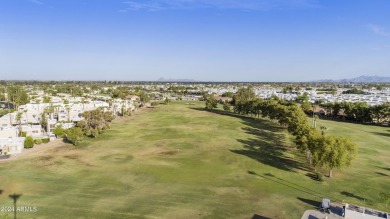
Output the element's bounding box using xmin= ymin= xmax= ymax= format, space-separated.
xmin=0 ymin=102 xmax=389 ymax=218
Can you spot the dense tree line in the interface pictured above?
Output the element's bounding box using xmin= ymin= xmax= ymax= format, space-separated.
xmin=219 ymin=87 xmax=358 ymax=178
xmin=342 ymin=88 xmax=366 ymax=94
xmin=319 ymin=102 xmax=390 ymax=124
xmin=2 ymin=86 xmax=30 ymax=110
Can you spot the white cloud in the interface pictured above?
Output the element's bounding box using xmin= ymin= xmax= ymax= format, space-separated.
xmin=367 ymin=24 xmax=390 ymax=37
xmin=120 ymin=0 xmax=320 ymax=12
xmin=28 ymin=0 xmax=43 ymax=4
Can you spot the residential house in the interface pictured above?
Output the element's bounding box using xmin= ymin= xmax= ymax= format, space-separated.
xmin=0 ymin=137 xmax=25 ymax=155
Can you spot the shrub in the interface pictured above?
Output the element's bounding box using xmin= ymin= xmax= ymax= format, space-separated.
xmin=24 ymin=136 xmax=34 ymax=148
xmin=35 ymin=139 xmax=42 ymax=145
xmin=53 ymin=126 xmax=65 ymax=138
xmin=316 ymin=172 xmax=324 ymax=182
xmin=65 ymin=127 xmax=84 ymax=146
xmin=21 ymin=132 xmax=27 ymax=137
xmin=42 ymin=138 xmax=50 ymax=143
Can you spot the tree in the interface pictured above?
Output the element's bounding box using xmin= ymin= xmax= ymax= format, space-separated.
xmin=222 ymin=92 xmax=234 ymax=98
xmin=43 ymin=96 xmax=51 ymax=103
xmin=53 ymin=125 xmax=65 ymax=138
xmin=7 ymin=86 xmax=29 ymax=110
xmin=24 ymin=136 xmax=34 ymax=148
xmin=66 ymin=105 xmax=71 ymax=122
xmin=77 ymin=108 xmax=115 ymax=137
xmin=24 ymin=109 xmax=28 ymax=124
xmin=312 ymin=136 xmax=357 ymax=177
xmin=121 ymin=104 xmax=126 ymax=116
xmin=16 ymin=112 xmax=23 ymax=137
xmin=371 ymin=103 xmax=390 ymax=123
xmin=81 ymin=98 xmax=87 ymax=110
xmin=320 ymin=125 xmax=327 ymax=136
xmin=40 ymin=111 xmax=47 ymax=130
xmin=65 ymin=127 xmax=84 ymax=146
xmin=164 ymin=98 xmax=171 ymax=105
xmin=205 ymin=96 xmax=217 ymax=110
xmin=139 ymin=92 xmax=150 ymax=103
xmin=313 ymin=115 xmax=319 ymax=128
xmin=342 ymin=88 xmax=365 ymax=94
xmin=301 ymin=101 xmax=312 ymax=114
xmin=35 ymin=99 xmax=41 ymax=113
xmin=223 ymin=102 xmax=231 ymax=112
xmin=296 ymin=93 xmax=309 ymax=103
xmin=233 ymin=87 xmax=256 ymax=114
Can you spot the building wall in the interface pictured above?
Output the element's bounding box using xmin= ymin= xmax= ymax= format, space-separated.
xmin=0 ymin=137 xmax=24 ymax=154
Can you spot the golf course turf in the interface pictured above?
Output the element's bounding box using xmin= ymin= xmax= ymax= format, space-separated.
xmin=0 ymin=102 xmax=389 ymax=218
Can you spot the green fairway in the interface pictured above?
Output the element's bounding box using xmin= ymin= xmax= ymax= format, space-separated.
xmin=0 ymin=102 xmax=389 ymax=218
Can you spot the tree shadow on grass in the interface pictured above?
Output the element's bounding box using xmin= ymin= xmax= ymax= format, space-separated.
xmin=248 ymin=171 xmax=338 ymax=202
xmin=375 ymin=166 xmax=390 ymax=171
xmin=251 ymin=214 xmax=271 ymax=219
xmin=340 ymin=191 xmax=367 ymax=202
xmin=371 ymin=132 xmax=390 ymax=139
xmin=9 ymin=193 xmax=22 ymax=219
xmin=376 ymin=172 xmax=389 ymax=177
xmin=191 ymin=107 xmax=309 ymax=172
xmin=305 ymin=172 xmax=321 ymax=181
xmin=190 ymin=107 xmax=250 ymax=120
xmin=234 ymin=121 xmax=308 ymax=172
xmin=298 ymin=197 xmax=321 ymax=208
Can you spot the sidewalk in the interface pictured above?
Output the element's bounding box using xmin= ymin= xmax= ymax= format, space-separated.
xmin=301 ymin=210 xmax=343 ymax=219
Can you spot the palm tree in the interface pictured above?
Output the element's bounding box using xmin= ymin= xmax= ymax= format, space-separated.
xmin=66 ymin=105 xmax=71 ymax=122
xmin=320 ymin=125 xmax=327 ymax=136
xmin=81 ymin=98 xmax=87 ymax=111
xmin=48 ymin=105 xmax=55 ymax=120
xmin=24 ymin=109 xmax=28 ymax=124
xmin=54 ymin=105 xmax=60 ymax=120
xmin=36 ymin=99 xmax=41 ymax=114
xmin=16 ymin=112 xmax=23 ymax=137
xmin=313 ymin=115 xmax=319 ymax=128
xmin=121 ymin=104 xmax=125 ymax=117
xmin=6 ymin=91 xmax=12 ymax=126
xmin=43 ymin=96 xmax=51 ymax=104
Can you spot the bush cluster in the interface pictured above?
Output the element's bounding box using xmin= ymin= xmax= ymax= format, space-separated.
xmin=34 ymin=139 xmax=42 ymax=145
xmin=24 ymin=136 xmax=34 ymax=148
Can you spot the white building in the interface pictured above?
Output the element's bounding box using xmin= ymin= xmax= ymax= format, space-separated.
xmin=0 ymin=137 xmax=25 ymax=155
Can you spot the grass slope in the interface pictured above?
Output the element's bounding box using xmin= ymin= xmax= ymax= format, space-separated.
xmin=0 ymin=102 xmax=389 ymax=218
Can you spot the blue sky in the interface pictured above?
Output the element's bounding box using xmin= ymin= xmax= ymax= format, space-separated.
xmin=0 ymin=0 xmax=390 ymax=81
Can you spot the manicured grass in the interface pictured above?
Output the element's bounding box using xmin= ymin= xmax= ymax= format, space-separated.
xmin=0 ymin=102 xmax=389 ymax=218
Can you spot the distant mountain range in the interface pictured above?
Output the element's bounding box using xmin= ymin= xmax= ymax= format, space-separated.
xmin=314 ymin=75 xmax=390 ymax=83
xmin=157 ymin=77 xmax=198 ymax=82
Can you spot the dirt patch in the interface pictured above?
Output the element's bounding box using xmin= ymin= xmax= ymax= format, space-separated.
xmin=63 ymin=154 xmax=81 ymax=160
xmin=100 ymin=154 xmax=133 ymax=163
xmin=38 ymin=155 xmax=54 ymax=161
xmin=35 ymin=155 xmax=57 ymax=167
xmin=0 ymin=139 xmax=68 ymax=163
xmin=155 ymin=143 xmax=164 ymax=147
xmin=158 ymin=150 xmax=178 ymax=156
